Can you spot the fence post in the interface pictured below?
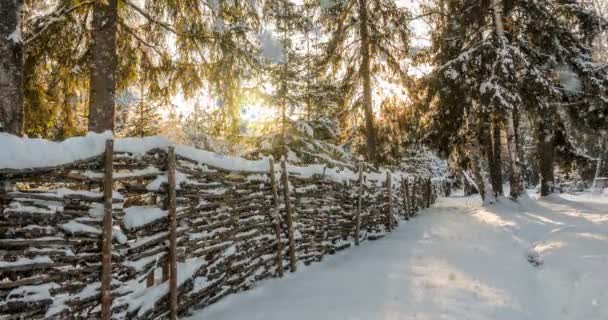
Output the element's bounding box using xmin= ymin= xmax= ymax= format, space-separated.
xmin=101 ymin=140 xmax=113 ymax=320
xmin=354 ymin=162 xmax=363 ymax=246
xmin=427 ymin=178 xmax=432 ymax=208
xmin=167 ymin=147 xmax=178 ymax=320
xmin=268 ymin=158 xmax=284 ymax=277
xmin=401 ymin=177 xmax=410 ymax=220
xmin=411 ymin=178 xmax=417 ymax=215
xmin=280 ymin=158 xmax=297 ymax=272
xmin=386 ymin=172 xmax=393 ymax=231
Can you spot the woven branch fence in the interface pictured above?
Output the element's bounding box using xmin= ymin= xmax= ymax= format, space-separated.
xmin=0 ymin=140 xmax=449 ymax=320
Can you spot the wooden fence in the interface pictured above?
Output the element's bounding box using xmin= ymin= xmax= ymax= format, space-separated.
xmin=0 ymin=140 xmax=448 ymax=319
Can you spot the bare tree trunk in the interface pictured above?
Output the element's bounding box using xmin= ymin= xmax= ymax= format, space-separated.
xmin=537 ymin=120 xmax=554 ymax=196
xmin=358 ymin=0 xmax=377 ymax=163
xmin=491 ymin=113 xmax=504 ymax=195
xmin=479 ymin=116 xmax=497 ymax=201
xmin=467 ymin=112 xmax=495 ymax=204
xmin=493 ymin=0 xmax=524 ymax=198
xmin=0 ymin=0 xmax=23 ymax=135
xmin=506 ymin=111 xmax=525 ymax=197
xmin=88 ymin=0 xmax=118 ymax=133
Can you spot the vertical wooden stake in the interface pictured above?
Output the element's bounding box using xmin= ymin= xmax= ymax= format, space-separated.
xmin=280 ymin=159 xmax=297 ymax=272
xmin=411 ymin=178 xmax=417 ymax=214
xmin=427 ymin=178 xmax=433 ymax=208
xmin=386 ymin=172 xmax=393 ymax=231
xmin=401 ymin=177 xmax=407 ymax=219
xmin=404 ymin=178 xmax=410 ymax=217
xmin=101 ymin=140 xmax=113 ymax=320
xmin=354 ymin=162 xmax=363 ymax=246
xmin=268 ymin=158 xmax=284 ymax=277
xmin=167 ymin=147 xmax=178 ymax=320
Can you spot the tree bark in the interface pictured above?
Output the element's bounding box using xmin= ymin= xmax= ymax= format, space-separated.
xmin=479 ymin=114 xmax=497 ymax=200
xmin=506 ymin=111 xmax=525 ymax=197
xmin=491 ymin=113 xmax=504 ymax=195
xmin=0 ymin=0 xmax=23 ymax=135
xmin=471 ymin=140 xmax=495 ymax=204
xmin=358 ymin=0 xmax=377 ymax=163
xmin=492 ymin=0 xmax=524 ymax=198
xmin=88 ymin=0 xmax=118 ymax=133
xmin=537 ymin=121 xmax=554 ymax=197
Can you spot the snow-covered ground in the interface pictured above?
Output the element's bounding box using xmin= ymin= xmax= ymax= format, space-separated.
xmin=187 ymin=191 xmax=608 ymax=320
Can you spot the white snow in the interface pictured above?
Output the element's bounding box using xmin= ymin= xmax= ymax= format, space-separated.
xmin=0 ymin=132 xmax=111 ymax=169
xmin=60 ymin=221 xmax=102 ymax=235
xmin=556 ymin=65 xmax=582 ymax=95
xmin=145 ymin=170 xmax=190 ymax=191
xmin=127 ymin=257 xmax=207 ymax=317
xmin=123 ymin=206 xmax=168 ymax=229
xmin=0 ymin=133 xmax=440 ymax=185
xmin=7 ymin=29 xmax=22 ymax=43
xmin=187 ymin=191 xmax=608 ymax=320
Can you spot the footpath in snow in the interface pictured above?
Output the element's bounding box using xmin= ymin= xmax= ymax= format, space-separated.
xmin=188 ymin=191 xmax=608 ymax=320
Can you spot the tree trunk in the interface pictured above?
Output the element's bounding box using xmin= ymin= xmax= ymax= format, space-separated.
xmin=358 ymin=0 xmax=377 ymax=163
xmin=0 ymin=0 xmax=23 ymax=135
xmin=478 ymin=115 xmax=497 ymax=202
xmin=506 ymin=110 xmax=525 ymax=197
xmin=493 ymin=0 xmax=524 ymax=198
xmin=537 ymin=121 xmax=554 ymax=197
xmin=491 ymin=113 xmax=504 ymax=195
xmin=88 ymin=0 xmax=118 ymax=133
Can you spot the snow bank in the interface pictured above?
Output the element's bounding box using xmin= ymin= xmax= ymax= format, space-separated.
xmin=187 ymin=191 xmax=608 ymax=320
xmin=0 ymin=133 xmax=447 ymax=185
xmin=0 ymin=132 xmax=110 ymax=169
xmin=60 ymin=221 xmax=102 ymax=235
xmin=0 ymin=132 xmax=269 ymax=173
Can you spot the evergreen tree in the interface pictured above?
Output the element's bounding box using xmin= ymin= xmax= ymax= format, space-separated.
xmin=317 ymin=0 xmax=411 ymax=163
xmin=126 ymin=79 xmax=161 ymax=137
xmin=204 ymin=0 xmax=263 ymax=138
xmin=420 ymin=0 xmax=608 ymax=200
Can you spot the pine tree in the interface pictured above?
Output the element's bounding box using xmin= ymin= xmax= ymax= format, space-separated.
xmin=126 ymin=78 xmax=161 ymax=137
xmin=0 ymin=0 xmax=24 ymax=135
xmin=317 ymin=0 xmax=411 ymax=163
xmin=421 ymin=0 xmax=608 ymax=200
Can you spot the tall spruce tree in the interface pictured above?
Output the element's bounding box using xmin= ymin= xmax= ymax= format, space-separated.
xmin=22 ymin=0 xmax=262 ymax=137
xmin=421 ymin=0 xmax=608 ymax=201
xmin=317 ymin=0 xmax=411 ymax=163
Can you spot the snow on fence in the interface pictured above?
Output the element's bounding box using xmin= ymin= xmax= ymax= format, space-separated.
xmin=0 ymin=133 xmax=449 ymax=319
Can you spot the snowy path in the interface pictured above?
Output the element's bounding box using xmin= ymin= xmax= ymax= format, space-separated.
xmin=187 ymin=192 xmax=608 ymax=320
